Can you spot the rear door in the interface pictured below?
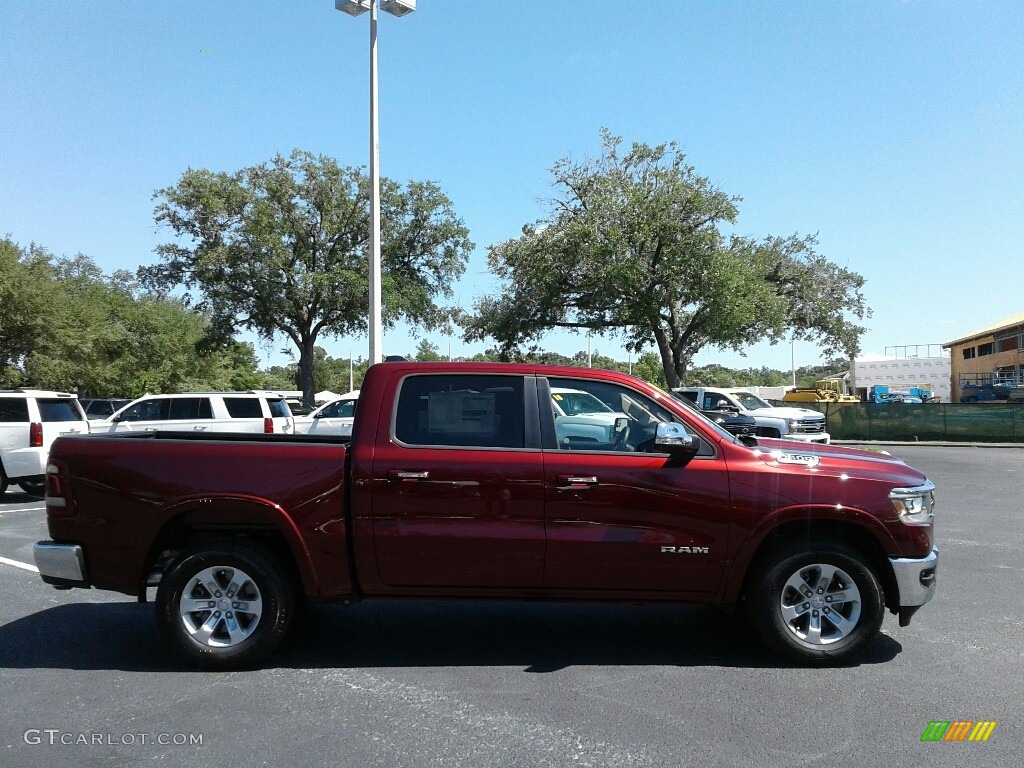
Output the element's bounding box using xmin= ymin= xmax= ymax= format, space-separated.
xmin=540 ymin=376 xmax=731 ymax=596
xmin=368 ymin=372 xmax=545 ymax=589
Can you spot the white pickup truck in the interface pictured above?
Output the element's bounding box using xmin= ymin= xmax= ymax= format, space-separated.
xmin=674 ymin=386 xmax=830 ymax=444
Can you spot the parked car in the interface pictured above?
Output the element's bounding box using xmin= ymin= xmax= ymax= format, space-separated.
xmin=293 ymin=391 xmax=360 ymax=437
xmin=674 ymin=386 xmax=830 ymax=443
xmin=36 ymin=362 xmax=937 ymax=670
xmin=0 ymin=389 xmax=89 ymax=496
xmin=79 ymin=398 xmax=132 ymax=419
xmin=669 ymin=390 xmax=758 ymax=437
xmin=97 ymin=391 xmax=295 ymax=435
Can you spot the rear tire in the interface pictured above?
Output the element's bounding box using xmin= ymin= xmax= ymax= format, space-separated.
xmin=156 ymin=540 xmax=295 ymax=670
xmin=18 ymin=478 xmax=45 ymax=498
xmin=747 ymin=541 xmax=884 ymax=665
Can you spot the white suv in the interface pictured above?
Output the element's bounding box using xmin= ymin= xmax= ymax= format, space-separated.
xmin=97 ymin=391 xmax=295 ymax=435
xmin=0 ymin=390 xmax=89 ymax=496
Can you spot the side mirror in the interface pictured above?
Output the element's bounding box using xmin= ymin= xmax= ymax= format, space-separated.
xmin=112 ymin=415 xmax=123 ymax=423
xmin=614 ymin=416 xmax=629 ymax=433
xmin=654 ymin=421 xmax=699 ymax=458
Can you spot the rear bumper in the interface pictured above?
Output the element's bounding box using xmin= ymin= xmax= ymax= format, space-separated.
xmin=3 ymin=447 xmax=47 ymax=480
xmin=890 ymin=547 xmax=938 ymax=624
xmin=33 ymin=541 xmax=89 ymax=587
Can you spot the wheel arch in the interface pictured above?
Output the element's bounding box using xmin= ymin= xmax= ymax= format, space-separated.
xmin=141 ymin=496 xmax=318 ymax=600
xmin=724 ymin=516 xmax=899 ymax=614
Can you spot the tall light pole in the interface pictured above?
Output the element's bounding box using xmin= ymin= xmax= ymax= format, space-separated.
xmin=335 ymin=0 xmax=416 ymax=365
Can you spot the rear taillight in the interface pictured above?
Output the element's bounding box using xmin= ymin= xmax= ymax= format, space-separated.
xmin=30 ymin=422 xmax=43 ymax=447
xmin=45 ymin=462 xmax=74 ymax=516
xmin=264 ymin=417 xmax=274 ymax=434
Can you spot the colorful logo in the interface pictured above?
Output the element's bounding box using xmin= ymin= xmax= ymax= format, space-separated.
xmin=921 ymin=721 xmax=997 ymax=742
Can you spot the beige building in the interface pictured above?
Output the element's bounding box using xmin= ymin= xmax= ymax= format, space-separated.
xmin=942 ymin=312 xmax=1024 ymax=401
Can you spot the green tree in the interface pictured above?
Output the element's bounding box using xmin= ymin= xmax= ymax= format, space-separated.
xmin=409 ymin=339 xmax=450 ymax=362
xmin=464 ymin=131 xmax=868 ymax=388
xmin=0 ymin=239 xmax=59 ymax=385
xmin=142 ymin=149 xmax=473 ymax=407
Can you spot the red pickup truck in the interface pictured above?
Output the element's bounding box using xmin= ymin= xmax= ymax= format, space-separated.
xmin=34 ymin=361 xmax=938 ymax=669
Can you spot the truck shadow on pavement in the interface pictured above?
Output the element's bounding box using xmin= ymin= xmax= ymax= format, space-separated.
xmin=0 ymin=599 xmax=902 ymax=672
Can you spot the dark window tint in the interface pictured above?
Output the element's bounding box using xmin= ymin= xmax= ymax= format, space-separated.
xmin=37 ymin=399 xmax=85 ymax=422
xmin=168 ymin=397 xmax=213 ymax=420
xmin=0 ymin=398 xmax=30 ymax=422
xmin=395 ymin=375 xmax=525 ymax=449
xmin=119 ymin=399 xmax=167 ymax=422
xmin=224 ymin=397 xmax=263 ymax=419
xmin=321 ymin=399 xmax=357 ymax=419
xmin=266 ymin=399 xmax=291 ymax=418
xmin=84 ymin=400 xmax=116 ymax=417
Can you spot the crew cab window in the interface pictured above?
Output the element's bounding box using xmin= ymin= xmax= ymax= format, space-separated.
xmin=548 ymin=377 xmax=693 ymax=453
xmin=395 ymin=374 xmax=525 ymax=449
xmin=0 ymin=398 xmax=30 ymax=422
xmin=37 ymin=399 xmax=85 ymax=422
xmin=167 ymin=397 xmax=213 ymax=420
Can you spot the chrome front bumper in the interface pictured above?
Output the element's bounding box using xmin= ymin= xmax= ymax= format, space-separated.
xmin=890 ymin=547 xmax=938 ymax=625
xmin=33 ymin=541 xmax=88 ymax=585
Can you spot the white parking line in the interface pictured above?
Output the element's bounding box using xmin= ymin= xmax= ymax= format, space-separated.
xmin=0 ymin=556 xmax=39 ymax=573
xmin=0 ymin=506 xmax=46 ymax=514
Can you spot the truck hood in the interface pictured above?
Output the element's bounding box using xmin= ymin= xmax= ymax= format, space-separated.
xmin=751 ymin=438 xmax=927 ymax=484
xmin=559 ymin=412 xmax=625 ymax=427
xmin=746 ymin=405 xmax=825 ymax=420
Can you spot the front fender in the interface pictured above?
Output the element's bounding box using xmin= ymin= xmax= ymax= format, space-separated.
xmin=718 ymin=503 xmax=898 ymax=605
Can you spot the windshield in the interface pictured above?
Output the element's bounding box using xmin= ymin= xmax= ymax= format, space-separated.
xmin=730 ymin=391 xmax=772 ymax=410
xmin=552 ymin=390 xmax=614 ymax=415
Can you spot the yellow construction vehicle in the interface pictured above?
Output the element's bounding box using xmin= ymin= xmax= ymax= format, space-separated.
xmin=783 ymin=379 xmax=861 ymax=403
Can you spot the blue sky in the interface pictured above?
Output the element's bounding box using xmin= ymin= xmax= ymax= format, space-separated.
xmin=2 ymin=1 xmax=1022 ymax=372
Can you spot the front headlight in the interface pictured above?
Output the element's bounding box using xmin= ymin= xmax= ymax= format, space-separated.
xmin=890 ymin=481 xmax=936 ymax=525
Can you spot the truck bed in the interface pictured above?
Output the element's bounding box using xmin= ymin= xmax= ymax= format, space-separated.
xmin=45 ymin=431 xmax=352 ymax=598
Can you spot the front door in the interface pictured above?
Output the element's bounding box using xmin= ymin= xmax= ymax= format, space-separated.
xmin=541 ymin=376 xmax=731 ymax=596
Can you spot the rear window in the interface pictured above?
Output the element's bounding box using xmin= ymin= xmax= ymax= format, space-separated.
xmin=224 ymin=398 xmax=263 ymax=419
xmin=266 ymin=399 xmax=291 ymax=418
xmin=37 ymin=399 xmax=85 ymax=422
xmin=0 ymin=398 xmax=30 ymax=422
xmin=394 ymin=374 xmax=525 ymax=449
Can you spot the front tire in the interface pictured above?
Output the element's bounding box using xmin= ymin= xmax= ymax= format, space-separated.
xmin=156 ymin=541 xmax=295 ymax=670
xmin=747 ymin=541 xmax=884 ymax=665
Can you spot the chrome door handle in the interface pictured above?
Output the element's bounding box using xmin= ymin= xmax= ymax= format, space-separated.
xmin=557 ymin=475 xmax=599 ymax=488
xmin=389 ymin=470 xmax=430 ymax=481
